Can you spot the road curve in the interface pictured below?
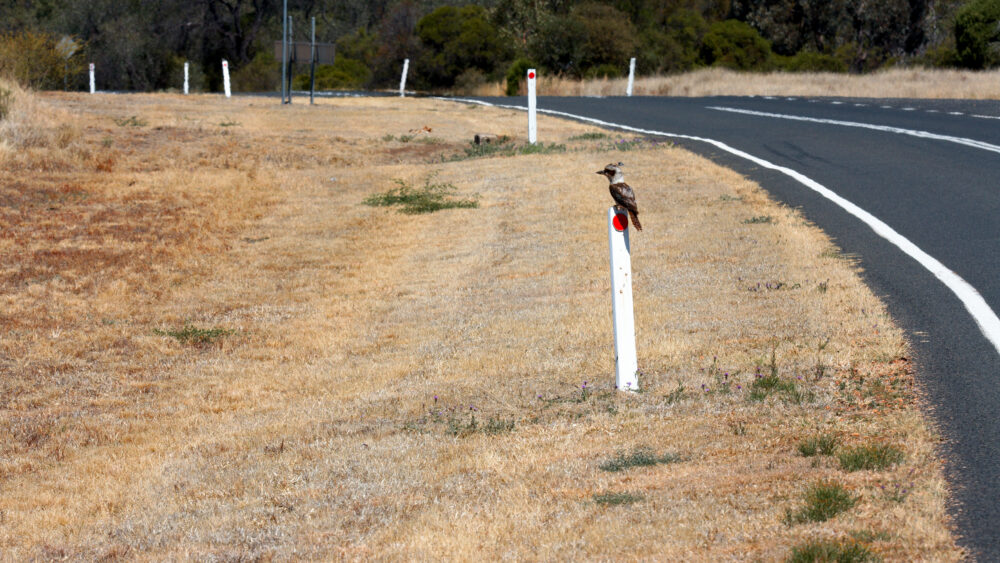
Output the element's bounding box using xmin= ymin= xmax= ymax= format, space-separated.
xmin=472 ymin=94 xmax=1000 ymax=559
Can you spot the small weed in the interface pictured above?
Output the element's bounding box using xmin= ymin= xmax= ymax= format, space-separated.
xmin=363 ymin=176 xmax=478 ymax=214
xmin=0 ymin=86 xmax=12 ymax=120
xmin=786 ymin=480 xmax=856 ymax=524
xmin=593 ymin=492 xmax=643 ymax=506
xmin=664 ymin=383 xmax=685 ymax=404
xmin=446 ymin=414 xmax=515 ymax=436
xmin=604 ymin=138 xmax=644 ymax=151
xmin=719 ymin=194 xmax=743 ymax=202
xmin=599 ymin=447 xmax=680 ymax=472
xmin=219 ymin=119 xmax=241 ymax=127
xmin=100 ymin=136 xmax=113 ymax=148
xmin=568 ymin=132 xmax=609 ymax=141
xmin=787 ymin=539 xmax=878 ymax=563
xmin=154 ymin=324 xmax=233 ymax=345
xmin=798 ymin=434 xmax=840 ymax=457
xmin=850 ymin=529 xmax=892 ymax=543
xmin=748 ymin=374 xmax=797 ymax=402
xmin=729 ymin=421 xmax=747 ymax=436
xmin=817 ymin=280 xmax=829 ymax=293
xmin=838 ymin=444 xmax=904 ymax=472
xmin=446 ymin=136 xmax=566 ymax=160
xmin=113 ymin=115 xmax=147 ymax=127
xmin=743 ymin=215 xmax=773 ymax=224
xmin=880 ymin=480 xmax=912 ymax=503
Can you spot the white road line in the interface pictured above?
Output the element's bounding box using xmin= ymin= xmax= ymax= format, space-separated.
xmin=950 ymin=111 xmax=964 ymax=115
xmin=972 ymin=114 xmax=1000 ymax=120
xmin=708 ymin=105 xmax=1000 ymax=156
xmin=441 ymin=96 xmax=1000 ymax=356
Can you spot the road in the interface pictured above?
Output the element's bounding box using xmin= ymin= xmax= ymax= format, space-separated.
xmin=475 ymin=94 xmax=1000 ymax=559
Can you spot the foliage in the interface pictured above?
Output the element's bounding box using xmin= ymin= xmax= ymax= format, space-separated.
xmin=154 ymin=325 xmax=233 ymax=346
xmin=955 ymin=0 xmax=1000 ymax=69
xmin=233 ymin=50 xmax=279 ymax=93
xmin=777 ymin=50 xmax=848 ymax=73
xmin=415 ymin=5 xmax=511 ymax=88
xmin=787 ymin=481 xmax=857 ymax=524
xmin=837 ymin=444 xmax=905 ymax=472
xmin=505 ymin=57 xmax=535 ymax=95
xmin=0 ymin=30 xmax=85 ymax=89
xmin=599 ymin=447 xmax=680 ymax=472
xmin=593 ymin=492 xmax=643 ymax=506
xmin=293 ymin=57 xmax=372 ymax=90
xmin=798 ymin=434 xmax=840 ymax=457
xmin=700 ymin=20 xmax=773 ymax=71
xmin=529 ymin=3 xmax=636 ymax=78
xmin=788 ymin=540 xmax=879 ymax=563
xmin=363 ymin=177 xmax=478 ymax=214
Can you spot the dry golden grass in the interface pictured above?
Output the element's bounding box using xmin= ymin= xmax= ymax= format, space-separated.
xmin=474 ymin=66 xmax=1000 ymax=99
xmin=0 ymin=88 xmax=964 ymax=560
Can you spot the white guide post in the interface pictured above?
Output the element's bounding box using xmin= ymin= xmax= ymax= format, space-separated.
xmin=88 ymin=63 xmax=95 ymax=94
xmin=608 ymin=207 xmax=638 ymax=391
xmin=183 ymin=62 xmax=189 ymax=94
xmin=399 ymin=58 xmax=409 ymax=97
xmin=626 ymin=57 xmax=636 ymax=96
xmin=222 ymin=59 xmax=231 ymax=98
xmin=527 ymin=68 xmax=537 ymax=144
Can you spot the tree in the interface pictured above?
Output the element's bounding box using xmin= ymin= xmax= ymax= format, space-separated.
xmin=955 ymin=0 xmax=1000 ymax=68
xmin=415 ymin=5 xmax=510 ymax=88
xmin=700 ymin=19 xmax=773 ymax=70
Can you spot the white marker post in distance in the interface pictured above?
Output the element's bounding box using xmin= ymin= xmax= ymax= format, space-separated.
xmin=527 ymin=68 xmax=537 ymax=144
xmin=626 ymin=57 xmax=636 ymax=96
xmin=89 ymin=63 xmax=95 ymax=94
xmin=399 ymin=58 xmax=409 ymax=97
xmin=184 ymin=62 xmax=189 ymax=95
xmin=608 ymin=207 xmax=638 ymax=391
xmin=222 ymin=59 xmax=231 ymax=98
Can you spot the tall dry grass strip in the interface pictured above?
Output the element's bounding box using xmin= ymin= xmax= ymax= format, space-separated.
xmin=475 ymin=67 xmax=1000 ymax=99
xmin=0 ymin=91 xmax=964 ymax=560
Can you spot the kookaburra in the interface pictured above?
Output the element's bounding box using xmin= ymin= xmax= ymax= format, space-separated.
xmin=596 ymin=162 xmax=642 ymax=231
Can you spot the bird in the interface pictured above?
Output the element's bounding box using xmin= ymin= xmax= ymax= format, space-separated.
xmin=596 ymin=162 xmax=642 ymax=231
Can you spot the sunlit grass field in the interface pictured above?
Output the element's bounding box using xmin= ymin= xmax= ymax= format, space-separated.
xmin=0 ymin=84 xmax=963 ymax=560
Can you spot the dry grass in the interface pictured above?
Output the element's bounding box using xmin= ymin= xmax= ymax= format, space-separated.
xmin=0 ymin=88 xmax=964 ymax=560
xmin=474 ymin=66 xmax=1000 ymax=99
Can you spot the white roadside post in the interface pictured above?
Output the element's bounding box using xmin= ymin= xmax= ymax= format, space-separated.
xmin=626 ymin=57 xmax=636 ymax=96
xmin=222 ymin=59 xmax=231 ymax=98
xmin=183 ymin=62 xmax=189 ymax=95
xmin=608 ymin=207 xmax=638 ymax=391
xmin=399 ymin=58 xmax=409 ymax=97
xmin=527 ymin=68 xmax=537 ymax=144
xmin=88 ymin=63 xmax=95 ymax=94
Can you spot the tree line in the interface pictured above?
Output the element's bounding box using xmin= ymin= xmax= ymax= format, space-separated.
xmin=3 ymin=0 xmax=1000 ymax=94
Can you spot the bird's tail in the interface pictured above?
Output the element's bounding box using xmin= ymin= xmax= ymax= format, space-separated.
xmin=629 ymin=210 xmax=642 ymax=231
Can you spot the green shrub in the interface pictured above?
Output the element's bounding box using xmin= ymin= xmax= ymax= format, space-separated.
xmin=955 ymin=0 xmax=1000 ymax=69
xmin=0 ymin=31 xmax=86 ymax=90
xmin=505 ymin=58 xmax=535 ymax=96
xmin=798 ymin=434 xmax=840 ymax=457
xmin=363 ymin=177 xmax=478 ymax=214
xmin=777 ymin=51 xmax=847 ymax=73
xmin=600 ymin=447 xmax=680 ymax=472
xmin=416 ymin=5 xmax=511 ymax=89
xmin=293 ymin=57 xmax=372 ymax=90
xmin=787 ymin=481 xmax=856 ymax=524
xmin=699 ymin=20 xmax=773 ymax=71
xmin=837 ymin=444 xmax=904 ymax=472
xmin=593 ymin=492 xmax=643 ymax=506
xmin=788 ymin=540 xmax=878 ymax=563
xmin=232 ymin=51 xmax=279 ymax=92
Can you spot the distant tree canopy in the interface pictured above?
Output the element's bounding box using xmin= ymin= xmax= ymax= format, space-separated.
xmin=0 ymin=0 xmax=982 ymax=93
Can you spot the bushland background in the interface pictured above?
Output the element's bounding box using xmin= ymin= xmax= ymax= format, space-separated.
xmin=6 ymin=0 xmax=1000 ymax=95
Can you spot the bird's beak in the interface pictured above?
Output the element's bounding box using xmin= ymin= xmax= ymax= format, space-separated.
xmin=595 ymin=170 xmax=604 ymax=175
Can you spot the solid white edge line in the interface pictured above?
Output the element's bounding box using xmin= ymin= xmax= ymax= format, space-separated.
xmin=439 ymin=96 xmax=1000 ymax=356
xmin=709 ymin=105 xmax=1000 ymax=156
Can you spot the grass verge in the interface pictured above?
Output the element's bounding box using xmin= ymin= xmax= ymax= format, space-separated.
xmin=0 ymin=90 xmax=962 ymax=560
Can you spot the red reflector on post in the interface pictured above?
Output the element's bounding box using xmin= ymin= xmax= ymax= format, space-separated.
xmin=612 ymin=212 xmax=628 ymax=232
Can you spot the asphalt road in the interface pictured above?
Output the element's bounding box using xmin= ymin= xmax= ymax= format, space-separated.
xmin=475 ymin=94 xmax=1000 ymax=559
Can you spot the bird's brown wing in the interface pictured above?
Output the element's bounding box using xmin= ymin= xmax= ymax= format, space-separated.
xmin=610 ymin=182 xmax=642 ymax=231
xmin=609 ymin=182 xmax=639 ymax=214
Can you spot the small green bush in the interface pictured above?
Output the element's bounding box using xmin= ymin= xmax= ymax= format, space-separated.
xmin=593 ymin=492 xmax=643 ymax=506
xmin=0 ymin=86 xmax=12 ymax=120
xmin=788 ymin=540 xmax=878 ymax=563
xmin=777 ymin=51 xmax=847 ymax=73
xmin=838 ymin=444 xmax=904 ymax=472
xmin=363 ymin=177 xmax=478 ymax=214
xmin=505 ymin=58 xmax=535 ymax=96
xmin=798 ymin=434 xmax=840 ymax=457
xmin=600 ymin=447 xmax=680 ymax=472
xmin=787 ymin=481 xmax=856 ymax=524
xmin=154 ymin=325 xmax=233 ymax=346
